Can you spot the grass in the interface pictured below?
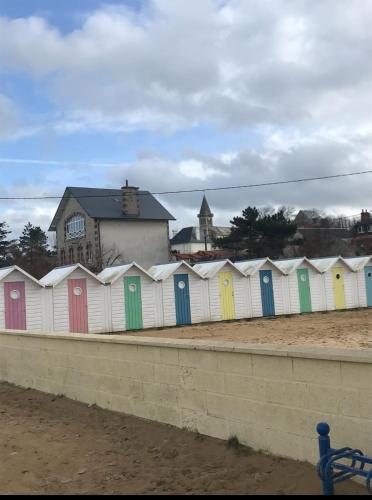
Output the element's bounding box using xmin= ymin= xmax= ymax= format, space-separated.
xmin=227 ymin=435 xmax=254 ymax=456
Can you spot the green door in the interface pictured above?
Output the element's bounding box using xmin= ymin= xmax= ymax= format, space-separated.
xmin=124 ymin=276 xmax=143 ymax=331
xmin=297 ymin=268 xmax=312 ymax=313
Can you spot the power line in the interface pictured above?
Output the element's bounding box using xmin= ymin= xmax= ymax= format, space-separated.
xmin=0 ymin=168 xmax=371 ymax=201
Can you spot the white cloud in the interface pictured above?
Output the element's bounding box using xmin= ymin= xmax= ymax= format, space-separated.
xmin=0 ymin=94 xmax=20 ymax=139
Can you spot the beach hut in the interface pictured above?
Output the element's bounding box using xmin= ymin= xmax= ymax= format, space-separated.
xmin=235 ymin=258 xmax=287 ymax=318
xmin=98 ymin=262 xmax=161 ymax=332
xmin=0 ymin=266 xmax=44 ymax=332
xmin=148 ymin=261 xmax=208 ymax=327
xmin=273 ymin=258 xmax=324 ymax=314
xmin=309 ymin=257 xmax=357 ymax=311
xmin=344 ymin=256 xmax=372 ymax=308
xmin=40 ymin=264 xmax=108 ymax=334
xmin=193 ymin=260 xmax=248 ymax=322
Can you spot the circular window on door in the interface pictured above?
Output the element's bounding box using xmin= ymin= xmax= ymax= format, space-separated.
xmin=336 ymin=274 xmax=341 ymax=280
xmin=368 ymin=272 xmax=372 ymax=278
xmin=129 ymin=283 xmax=137 ymax=293
xmin=178 ymin=281 xmax=185 ymax=290
xmin=263 ymin=276 xmax=270 ymax=284
xmin=223 ymin=279 xmax=230 ymax=287
xmin=300 ymin=274 xmax=307 ymax=282
xmin=73 ymin=287 xmax=82 ymax=296
xmin=10 ymin=290 xmax=20 ymax=300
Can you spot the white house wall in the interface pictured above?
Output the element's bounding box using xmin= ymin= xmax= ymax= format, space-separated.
xmin=355 ymin=270 xmax=368 ymax=308
xmin=344 ymin=271 xmax=359 ymax=309
xmin=0 ymin=271 xmax=43 ymax=332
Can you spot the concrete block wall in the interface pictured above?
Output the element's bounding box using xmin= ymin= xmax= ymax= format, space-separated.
xmin=1 ymin=330 xmax=372 ymax=465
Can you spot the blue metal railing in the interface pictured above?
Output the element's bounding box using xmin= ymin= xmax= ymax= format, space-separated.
xmin=316 ymin=422 xmax=372 ymax=495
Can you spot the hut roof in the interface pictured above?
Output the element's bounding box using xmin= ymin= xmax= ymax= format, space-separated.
xmin=40 ymin=263 xmax=104 ymax=287
xmin=193 ymin=259 xmax=245 ymax=279
xmin=234 ymin=258 xmax=285 ymax=276
xmin=148 ymin=261 xmax=202 ymax=281
xmin=273 ymin=257 xmax=319 ymax=275
xmin=0 ymin=265 xmax=41 ymax=286
xmin=344 ymin=256 xmax=372 ymax=272
xmin=309 ymin=256 xmax=354 ymax=273
xmin=98 ymin=262 xmax=154 ymax=284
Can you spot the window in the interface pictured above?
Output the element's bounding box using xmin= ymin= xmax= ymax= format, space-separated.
xmin=77 ymin=245 xmax=84 ymax=263
xmin=66 ymin=214 xmax=85 ymax=241
xmin=86 ymin=242 xmax=93 ymax=264
xmin=60 ymin=249 xmax=66 ymax=266
xmin=68 ymin=247 xmax=74 ymax=264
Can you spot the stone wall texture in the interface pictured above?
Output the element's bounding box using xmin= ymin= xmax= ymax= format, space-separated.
xmin=1 ymin=331 xmax=372 ymax=465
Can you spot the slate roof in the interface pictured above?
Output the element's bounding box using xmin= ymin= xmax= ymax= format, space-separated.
xmin=198 ymin=195 xmax=213 ymax=217
xmin=170 ymin=226 xmax=230 ymax=245
xmin=49 ymin=187 xmax=175 ymax=230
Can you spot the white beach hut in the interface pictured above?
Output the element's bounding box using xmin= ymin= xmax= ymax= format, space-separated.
xmin=40 ymin=264 xmax=108 ymax=334
xmin=273 ymin=258 xmax=324 ymax=315
xmin=148 ymin=261 xmax=208 ymax=327
xmin=193 ymin=260 xmax=248 ymax=322
xmin=234 ymin=258 xmax=287 ymax=318
xmin=0 ymin=266 xmax=44 ymax=332
xmin=309 ymin=257 xmax=357 ymax=311
xmin=344 ymin=256 xmax=372 ymax=308
xmin=98 ymin=262 xmax=160 ymax=332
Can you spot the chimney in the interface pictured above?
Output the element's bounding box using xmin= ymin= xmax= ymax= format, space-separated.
xmin=121 ymin=180 xmax=140 ymax=217
xmin=361 ymin=209 xmax=371 ymax=223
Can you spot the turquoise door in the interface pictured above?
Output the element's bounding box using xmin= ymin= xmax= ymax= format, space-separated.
xmin=297 ymin=268 xmax=312 ymax=313
xmin=124 ymin=276 xmax=143 ymax=330
xmin=365 ymin=266 xmax=372 ymax=307
xmin=174 ymin=274 xmax=191 ymax=326
xmin=260 ymin=270 xmax=275 ymax=317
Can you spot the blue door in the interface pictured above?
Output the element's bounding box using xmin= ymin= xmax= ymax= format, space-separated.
xmin=365 ymin=266 xmax=372 ymax=307
xmin=259 ymin=270 xmax=275 ymax=317
xmin=174 ymin=274 xmax=192 ymax=325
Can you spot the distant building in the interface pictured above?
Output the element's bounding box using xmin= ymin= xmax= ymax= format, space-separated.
xmin=49 ymin=181 xmax=175 ymax=271
xmin=352 ymin=210 xmax=372 ymax=255
xmin=170 ymin=195 xmax=230 ymax=254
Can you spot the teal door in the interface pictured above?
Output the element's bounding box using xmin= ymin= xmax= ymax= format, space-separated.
xmin=124 ymin=276 xmax=143 ymax=330
xmin=365 ymin=267 xmax=372 ymax=307
xmin=297 ymin=268 xmax=312 ymax=313
xmin=174 ymin=274 xmax=192 ymax=326
xmin=260 ymin=270 xmax=275 ymax=317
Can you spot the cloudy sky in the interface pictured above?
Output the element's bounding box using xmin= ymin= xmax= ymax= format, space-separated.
xmin=0 ymin=0 xmax=372 ymax=238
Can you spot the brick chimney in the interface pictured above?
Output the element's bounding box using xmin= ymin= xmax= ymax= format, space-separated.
xmin=121 ymin=180 xmax=140 ymax=217
xmin=361 ymin=209 xmax=371 ymax=223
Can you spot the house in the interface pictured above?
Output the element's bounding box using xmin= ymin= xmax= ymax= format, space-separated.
xmin=170 ymin=195 xmax=230 ymax=254
xmin=49 ymin=181 xmax=175 ymax=272
xmin=352 ymin=210 xmax=372 ymax=255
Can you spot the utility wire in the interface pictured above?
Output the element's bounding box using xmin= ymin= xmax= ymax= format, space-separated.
xmin=0 ymin=168 xmax=371 ymax=201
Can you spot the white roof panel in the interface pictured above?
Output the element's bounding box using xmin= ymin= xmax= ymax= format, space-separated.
xmin=148 ymin=261 xmax=201 ymax=281
xmin=234 ymin=258 xmax=268 ymax=276
xmin=309 ymin=257 xmax=353 ymax=273
xmin=273 ymin=257 xmax=319 ymax=275
xmin=193 ymin=259 xmax=244 ymax=279
xmin=344 ymin=256 xmax=372 ymax=272
xmin=98 ymin=263 xmax=154 ymax=284
xmin=0 ymin=265 xmax=42 ymax=285
xmin=40 ymin=264 xmax=103 ymax=287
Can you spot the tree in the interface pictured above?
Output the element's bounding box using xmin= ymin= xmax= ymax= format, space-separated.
xmin=15 ymin=222 xmax=57 ymax=278
xmin=215 ymin=206 xmax=298 ymax=259
xmin=0 ymin=222 xmax=13 ymax=266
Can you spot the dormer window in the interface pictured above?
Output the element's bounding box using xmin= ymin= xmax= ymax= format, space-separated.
xmin=66 ymin=214 xmax=85 ymax=241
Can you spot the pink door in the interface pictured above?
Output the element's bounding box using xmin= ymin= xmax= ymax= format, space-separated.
xmin=68 ymin=279 xmax=88 ymax=333
xmin=4 ymin=282 xmax=27 ymax=330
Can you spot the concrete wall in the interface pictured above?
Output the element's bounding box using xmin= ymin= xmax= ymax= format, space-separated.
xmin=1 ymin=330 xmax=372 ymax=466
xmin=100 ymin=220 xmax=170 ymax=269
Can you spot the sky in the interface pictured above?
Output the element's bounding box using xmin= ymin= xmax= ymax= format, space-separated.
xmin=1 ymin=0 xmax=372 ymax=239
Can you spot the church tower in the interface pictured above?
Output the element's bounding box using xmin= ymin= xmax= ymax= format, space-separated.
xmin=198 ymin=195 xmax=214 ymax=248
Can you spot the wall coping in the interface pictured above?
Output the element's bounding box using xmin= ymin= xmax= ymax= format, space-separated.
xmin=1 ymin=329 xmax=372 ymax=364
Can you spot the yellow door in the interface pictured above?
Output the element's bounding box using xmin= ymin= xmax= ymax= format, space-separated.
xmin=332 ymin=267 xmax=346 ymax=310
xmin=219 ymin=272 xmax=235 ymax=320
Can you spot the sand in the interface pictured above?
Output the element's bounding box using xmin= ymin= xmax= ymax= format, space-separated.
xmin=0 ymin=383 xmax=366 ymax=495
xmin=130 ymin=309 xmax=372 ymax=349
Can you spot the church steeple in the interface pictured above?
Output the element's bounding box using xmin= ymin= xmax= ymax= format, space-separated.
xmin=198 ymin=195 xmax=214 ymax=247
